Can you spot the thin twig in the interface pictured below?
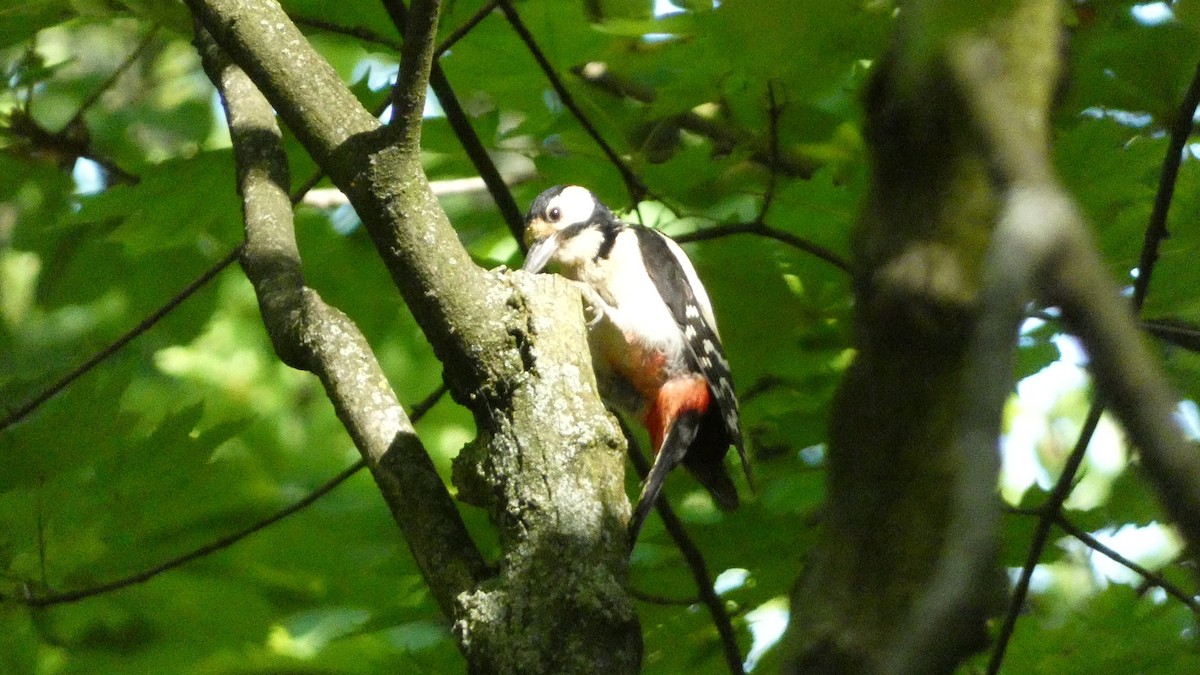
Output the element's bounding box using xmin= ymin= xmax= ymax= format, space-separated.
xmin=0 ymin=152 xmax=334 ymax=437
xmin=12 ymin=24 xmax=162 ymax=187
xmin=1052 ymin=513 xmax=1200 ymax=615
xmin=381 ymin=0 xmax=525 ymax=242
xmin=622 ymin=421 xmax=745 ymax=675
xmin=36 ymin=478 xmax=47 ymax=588
xmin=759 ymin=82 xmax=781 ymax=221
xmin=496 ymin=0 xmax=647 ymax=203
xmin=291 ymin=17 xmax=402 ymax=50
xmin=1142 ymin=318 xmax=1200 ymax=352
xmin=5 ymin=385 xmax=448 ymax=608
xmin=572 ymin=63 xmax=819 ymax=179
xmin=23 ymin=461 xmax=364 ymax=607
xmin=1131 ymin=56 xmax=1200 ymax=311
xmin=437 ymin=0 xmax=501 ymax=57
xmin=294 ymin=0 xmax=500 ymax=59
xmin=676 ymin=220 xmax=851 ymax=272
xmin=7 ymin=107 xmax=139 ymax=184
xmin=0 ymin=85 xmax=385 ymax=437
xmin=63 ymin=25 xmax=162 ymax=132
xmin=987 ymin=404 xmax=1104 ymax=674
xmin=0 ymin=246 xmax=242 ymax=434
xmin=427 ymin=65 xmax=526 ymax=242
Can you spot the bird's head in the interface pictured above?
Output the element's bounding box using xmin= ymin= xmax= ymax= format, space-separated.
xmin=522 ymin=185 xmax=617 ymax=274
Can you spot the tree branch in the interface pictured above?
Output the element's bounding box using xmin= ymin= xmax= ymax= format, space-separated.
xmin=63 ymin=24 xmax=162 ymax=133
xmin=1131 ymin=56 xmax=1200 ymax=310
xmin=0 ymin=144 xmax=342 ymax=438
xmin=186 ymin=0 xmax=495 ymax=391
xmin=291 ymin=16 xmax=402 ymax=51
xmin=390 ymin=0 xmax=439 ymax=142
xmin=0 ymin=246 xmax=240 ymax=434
xmin=187 ymin=1 xmax=641 ymax=670
xmin=1053 ymin=512 xmax=1200 ymax=616
xmin=15 ymin=460 xmax=365 ymax=607
xmin=381 ymin=0 xmax=524 ymax=242
xmin=624 ymin=422 xmax=745 ymax=675
xmin=896 ymin=3 xmax=1200 ymax=671
xmin=6 ymin=107 xmax=138 ymax=185
xmin=199 ymin=30 xmax=486 ymax=616
xmin=496 ymin=0 xmax=647 ymax=203
xmin=437 ymin=0 xmax=501 ymax=57
xmin=989 ymin=405 xmax=1103 ymax=672
xmin=675 ymin=221 xmax=850 ymax=272
xmin=573 ymin=62 xmax=820 ymax=180
xmin=2 ymin=385 xmax=449 ymax=608
xmin=780 ymin=2 xmax=1177 ymax=672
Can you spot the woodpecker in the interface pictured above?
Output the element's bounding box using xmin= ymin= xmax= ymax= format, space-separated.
xmin=522 ymin=185 xmax=751 ymax=545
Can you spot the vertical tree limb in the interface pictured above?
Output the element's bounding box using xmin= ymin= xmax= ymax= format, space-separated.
xmin=785 ymin=1 xmax=1200 ymax=672
xmin=624 ymin=424 xmax=745 ymax=675
xmin=198 ymin=30 xmax=486 ymax=618
xmin=380 ymin=0 xmax=525 ymax=242
xmin=186 ymin=1 xmax=641 ymax=670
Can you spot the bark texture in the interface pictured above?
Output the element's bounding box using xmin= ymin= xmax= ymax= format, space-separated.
xmin=785 ymin=1 xmax=1198 ymax=672
xmin=187 ymin=0 xmax=642 ymax=671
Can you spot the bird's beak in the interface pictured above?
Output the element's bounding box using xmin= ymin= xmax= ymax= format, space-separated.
xmin=522 ymin=232 xmax=561 ymax=274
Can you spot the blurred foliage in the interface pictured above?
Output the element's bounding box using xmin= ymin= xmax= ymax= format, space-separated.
xmin=1 ymin=0 xmax=1198 ymax=673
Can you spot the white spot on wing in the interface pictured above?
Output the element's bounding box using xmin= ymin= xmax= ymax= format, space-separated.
xmin=659 ymin=234 xmax=721 ymax=338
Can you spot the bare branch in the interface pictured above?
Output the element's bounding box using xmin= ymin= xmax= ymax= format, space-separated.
xmin=988 ymin=405 xmax=1104 ymax=673
xmin=628 ymin=589 xmax=698 ymax=606
xmin=496 ymin=0 xmax=647 ymax=203
xmin=1053 ymin=513 xmax=1200 ymax=616
xmin=781 ymin=3 xmax=1167 ymax=673
xmin=0 ymin=124 xmax=341 ymax=437
xmin=573 ymin=63 xmax=820 ymax=180
xmin=291 ymin=16 xmax=402 ymax=50
xmin=759 ymin=82 xmax=782 ymax=221
xmin=3 ymin=384 xmax=450 ymax=608
xmin=1143 ymin=317 xmax=1200 ymax=352
xmin=6 ymin=107 xmax=139 ymax=185
xmin=63 ymin=24 xmax=162 ymax=132
xmin=437 ymin=0 xmax=501 ymax=57
xmin=15 ymin=460 xmax=365 ymax=607
xmin=199 ymin=31 xmax=485 ymax=614
xmin=0 ymin=246 xmax=240 ymax=435
xmin=623 ymin=421 xmax=745 ymax=675
xmin=381 ymin=0 xmax=525 ymax=242
xmin=292 ymin=1 xmax=500 ymax=59
xmin=390 ymin=0 xmax=440 ymax=144
xmin=185 ymin=0 xmax=502 ymax=390
xmin=676 ymin=221 xmax=851 ymax=273
xmin=1 ymin=23 xmax=161 ymax=187
xmin=1131 ymin=56 xmax=1200 ymax=310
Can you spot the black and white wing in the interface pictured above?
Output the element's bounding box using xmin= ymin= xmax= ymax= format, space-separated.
xmin=633 ymin=226 xmax=751 ymax=481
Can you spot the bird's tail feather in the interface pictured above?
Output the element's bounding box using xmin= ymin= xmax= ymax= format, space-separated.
xmin=628 ymin=411 xmax=700 ymax=548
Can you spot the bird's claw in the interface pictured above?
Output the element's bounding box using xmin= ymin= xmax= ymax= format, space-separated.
xmin=576 ymin=282 xmax=607 ymax=328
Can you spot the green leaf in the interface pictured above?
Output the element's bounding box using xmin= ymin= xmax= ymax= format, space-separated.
xmin=67 ymin=150 xmax=242 ymax=254
xmin=0 ymin=0 xmax=76 ymax=49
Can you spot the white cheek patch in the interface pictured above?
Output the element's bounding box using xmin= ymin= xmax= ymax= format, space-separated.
xmin=551 ymin=185 xmax=597 ymax=227
xmin=555 ymin=227 xmax=607 ymax=268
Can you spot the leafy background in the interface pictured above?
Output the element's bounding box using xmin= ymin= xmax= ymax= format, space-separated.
xmin=2 ymin=0 xmax=1199 ymax=672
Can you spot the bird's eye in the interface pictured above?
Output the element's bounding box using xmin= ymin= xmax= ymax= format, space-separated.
xmin=548 ymin=207 xmax=562 ymax=222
